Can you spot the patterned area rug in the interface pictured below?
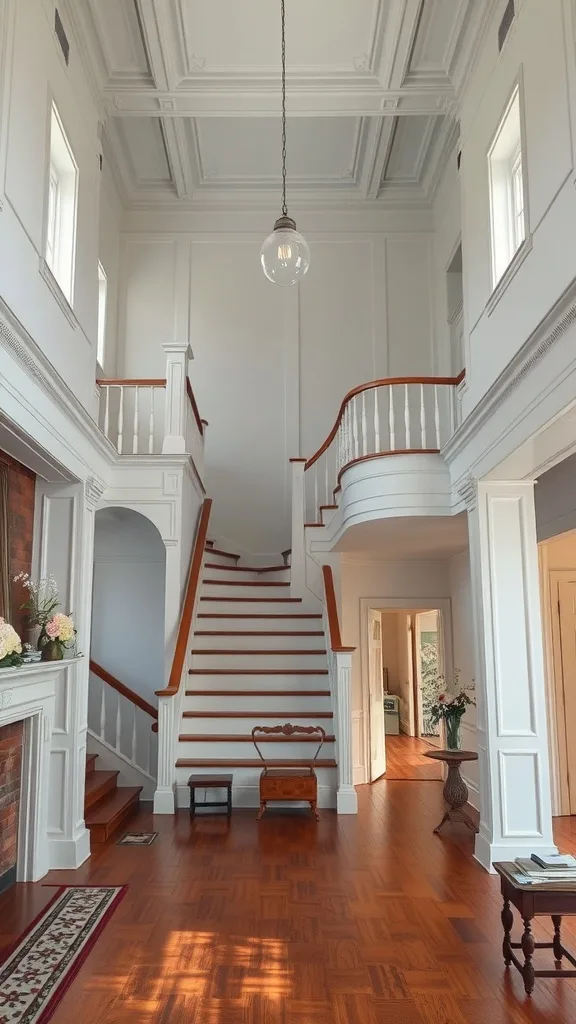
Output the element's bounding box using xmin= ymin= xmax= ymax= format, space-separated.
xmin=117 ymin=832 xmax=158 ymax=846
xmin=0 ymin=885 xmax=127 ymax=1023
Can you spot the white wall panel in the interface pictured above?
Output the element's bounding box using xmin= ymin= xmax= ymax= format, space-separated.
xmin=121 ymin=240 xmax=178 ymax=377
xmin=385 ymin=237 xmax=434 ymax=376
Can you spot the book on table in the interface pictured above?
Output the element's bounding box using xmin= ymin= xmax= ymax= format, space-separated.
xmin=511 ymin=855 xmax=576 ymax=886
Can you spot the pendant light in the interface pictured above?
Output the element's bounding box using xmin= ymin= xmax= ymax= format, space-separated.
xmin=260 ymin=0 xmax=310 ymax=286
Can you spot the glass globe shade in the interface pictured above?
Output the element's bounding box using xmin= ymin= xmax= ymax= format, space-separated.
xmin=260 ymin=216 xmax=310 ymax=286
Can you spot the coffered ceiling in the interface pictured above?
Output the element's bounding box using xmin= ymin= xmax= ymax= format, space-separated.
xmin=67 ymin=0 xmax=493 ymax=209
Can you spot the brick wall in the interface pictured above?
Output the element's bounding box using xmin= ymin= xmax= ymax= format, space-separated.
xmin=0 ymin=720 xmax=24 ymax=887
xmin=0 ymin=452 xmax=36 ymax=634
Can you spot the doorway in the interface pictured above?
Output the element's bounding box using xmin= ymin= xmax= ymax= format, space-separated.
xmin=362 ymin=599 xmax=453 ymax=784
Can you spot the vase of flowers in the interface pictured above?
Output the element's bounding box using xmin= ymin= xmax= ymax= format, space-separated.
xmin=0 ymin=619 xmax=23 ymax=669
xmin=40 ymin=613 xmax=76 ymax=662
xmin=429 ymin=672 xmax=476 ymax=751
xmin=13 ymin=573 xmax=60 ymax=650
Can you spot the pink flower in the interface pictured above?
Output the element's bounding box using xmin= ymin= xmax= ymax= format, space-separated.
xmin=45 ymin=619 xmax=59 ymax=639
xmin=438 ymin=694 xmax=446 ymax=702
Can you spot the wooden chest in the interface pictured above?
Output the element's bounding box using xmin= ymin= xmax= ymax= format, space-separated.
xmin=258 ymin=768 xmax=318 ymax=820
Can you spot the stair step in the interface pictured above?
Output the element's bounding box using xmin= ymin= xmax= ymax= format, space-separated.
xmin=84 ymin=770 xmax=119 ymax=809
xmin=204 ymin=579 xmax=290 ymax=587
xmin=198 ymin=613 xmax=321 ymax=620
xmin=201 ymin=597 xmax=301 ymax=603
xmin=205 ymin=547 xmax=240 ymax=562
xmin=192 ymin=649 xmax=326 ymax=656
xmin=183 ymin=711 xmax=333 ymax=718
xmin=85 ymin=786 xmax=143 ymax=843
xmin=204 ymin=563 xmax=288 ymax=574
xmin=186 ymin=690 xmax=331 ymax=697
xmin=189 ymin=668 xmax=328 ymax=675
xmin=194 ymin=631 xmax=324 ymax=637
xmin=176 ymin=758 xmax=337 ymax=768
xmin=179 ymin=734 xmax=336 ymax=743
xmin=86 ymin=753 xmax=98 ymax=775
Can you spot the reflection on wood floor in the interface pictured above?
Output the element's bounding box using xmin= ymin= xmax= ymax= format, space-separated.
xmin=1 ymin=772 xmax=576 ymax=1021
xmin=381 ymin=734 xmax=443 ymax=780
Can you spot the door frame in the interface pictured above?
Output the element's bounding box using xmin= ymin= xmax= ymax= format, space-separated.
xmin=539 ymin=558 xmax=576 ymax=817
xmin=359 ymin=597 xmax=454 ymax=787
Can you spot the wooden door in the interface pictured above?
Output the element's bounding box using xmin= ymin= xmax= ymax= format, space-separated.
xmin=368 ymin=609 xmax=386 ymax=781
xmin=557 ymin=581 xmax=576 ymax=813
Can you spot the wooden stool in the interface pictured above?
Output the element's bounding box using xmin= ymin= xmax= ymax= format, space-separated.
xmin=188 ymin=773 xmax=232 ymax=816
xmin=252 ymin=724 xmax=325 ymax=820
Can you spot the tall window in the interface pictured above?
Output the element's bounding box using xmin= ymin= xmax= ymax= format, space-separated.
xmin=97 ymin=263 xmax=107 ymax=367
xmin=488 ymin=86 xmax=527 ymax=288
xmin=45 ymin=105 xmax=78 ymax=303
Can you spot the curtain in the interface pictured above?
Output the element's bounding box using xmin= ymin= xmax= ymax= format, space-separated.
xmin=0 ymin=463 xmax=10 ymax=621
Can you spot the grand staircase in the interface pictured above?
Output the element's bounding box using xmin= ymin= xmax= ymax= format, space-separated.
xmin=174 ymin=541 xmax=338 ymax=808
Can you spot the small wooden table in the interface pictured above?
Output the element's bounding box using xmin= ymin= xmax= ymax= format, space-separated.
xmin=188 ymin=773 xmax=232 ymax=816
xmin=424 ymin=749 xmax=479 ymax=834
xmin=495 ymin=862 xmax=576 ymax=995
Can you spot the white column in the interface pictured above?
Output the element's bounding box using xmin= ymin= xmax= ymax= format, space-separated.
xmin=153 ymin=696 xmax=176 ymax=814
xmin=290 ymin=459 xmax=306 ymax=598
xmin=334 ymin=651 xmax=358 ymax=814
xmin=465 ymin=479 xmax=556 ymax=870
xmin=162 ymin=342 xmax=191 ymax=455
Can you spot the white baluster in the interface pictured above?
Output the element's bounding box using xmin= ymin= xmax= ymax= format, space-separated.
xmin=117 ymin=386 xmax=125 ymax=455
xmin=434 ymin=384 xmax=441 ymax=448
xmin=132 ymin=386 xmax=139 ymax=454
xmin=115 ymin=692 xmax=121 ymax=753
xmin=131 ymin=705 xmax=137 ymax=763
xmin=373 ymin=387 xmax=380 ymax=453
xmin=99 ymin=678 xmax=105 ymax=740
xmin=148 ymin=388 xmax=155 ymax=454
xmin=389 ymin=386 xmax=395 ymax=450
xmin=352 ymin=396 xmax=359 ymax=459
xmin=314 ymin=464 xmax=319 ymax=522
xmin=338 ymin=420 xmax=343 ymax=470
xmin=361 ymin=391 xmax=367 ymax=456
xmin=104 ymin=387 xmax=110 ymax=439
xmin=404 ymin=383 xmax=411 ymax=448
xmin=324 ymin=454 xmax=329 ymax=508
xmin=420 ymin=383 xmax=426 ymax=448
xmin=146 ymin=728 xmax=152 ymax=776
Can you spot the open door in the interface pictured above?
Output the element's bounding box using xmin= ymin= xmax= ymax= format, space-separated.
xmin=368 ymin=609 xmax=386 ymax=781
xmin=414 ymin=610 xmax=441 ymax=747
xmin=557 ymin=581 xmax=576 ymax=813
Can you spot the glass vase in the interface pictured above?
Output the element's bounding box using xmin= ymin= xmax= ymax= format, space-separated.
xmin=445 ymin=715 xmax=462 ymax=751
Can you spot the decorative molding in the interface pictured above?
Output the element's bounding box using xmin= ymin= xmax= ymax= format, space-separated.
xmin=457 ymin=476 xmax=477 ymax=511
xmin=84 ymin=476 xmax=105 ymax=508
xmin=38 ymin=259 xmax=80 ymax=330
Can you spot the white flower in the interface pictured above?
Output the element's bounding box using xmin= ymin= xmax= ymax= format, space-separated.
xmin=0 ymin=619 xmax=22 ymax=660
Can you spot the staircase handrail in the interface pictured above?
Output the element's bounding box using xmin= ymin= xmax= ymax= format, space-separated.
xmin=305 ymin=371 xmax=465 ymax=471
xmin=89 ymin=659 xmax=158 ymax=724
xmin=322 ymin=566 xmax=355 ymax=654
xmin=186 ymin=379 xmax=208 ymax=437
xmin=156 ymin=497 xmax=213 ymax=698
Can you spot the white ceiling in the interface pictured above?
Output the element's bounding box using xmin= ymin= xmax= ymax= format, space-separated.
xmin=68 ymin=0 xmax=492 ymax=209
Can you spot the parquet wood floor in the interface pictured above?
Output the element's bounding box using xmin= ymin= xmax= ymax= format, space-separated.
xmin=2 ymin=765 xmax=576 ymax=1021
xmin=382 ymin=735 xmax=443 ymax=781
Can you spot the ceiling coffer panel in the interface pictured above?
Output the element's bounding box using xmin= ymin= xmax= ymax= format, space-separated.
xmin=382 ymin=115 xmax=439 ymax=185
xmin=87 ymin=0 xmax=152 ymax=84
xmin=406 ymin=0 xmax=471 ymax=83
xmin=116 ymin=117 xmax=174 ymax=189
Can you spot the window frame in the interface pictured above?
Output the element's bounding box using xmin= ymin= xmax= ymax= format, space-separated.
xmin=487 ymin=79 xmax=530 ymax=295
xmin=43 ymin=101 xmax=78 ymax=309
xmin=97 ymin=262 xmax=108 ymax=368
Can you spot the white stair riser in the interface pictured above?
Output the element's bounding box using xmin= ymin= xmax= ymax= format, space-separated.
xmin=184 ymin=694 xmax=332 ymax=713
xmin=199 ymin=600 xmax=304 ymax=614
xmin=177 ymin=739 xmax=335 ymax=760
xmin=180 ymin=715 xmax=333 ymax=734
xmin=185 ymin=676 xmax=332 ymax=693
xmin=191 ymin=652 xmax=327 ymax=671
xmin=196 ymin=617 xmax=322 ymax=631
xmin=192 ymin=632 xmax=326 ymax=651
xmin=202 ymin=584 xmax=291 ymax=599
xmin=204 ymin=552 xmax=240 ymax=567
xmin=202 ymin=566 xmax=289 ymax=583
xmin=175 ymin=768 xmax=337 ymax=809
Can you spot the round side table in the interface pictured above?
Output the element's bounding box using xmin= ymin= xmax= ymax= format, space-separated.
xmin=424 ymin=749 xmax=479 ymax=834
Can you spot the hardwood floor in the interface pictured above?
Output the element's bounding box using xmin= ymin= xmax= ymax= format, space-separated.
xmin=3 ymin=780 xmax=576 ymax=1022
xmin=381 ymin=735 xmax=443 ymax=781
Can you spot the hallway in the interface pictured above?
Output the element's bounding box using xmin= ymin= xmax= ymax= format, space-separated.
xmin=382 ymin=735 xmax=443 ymax=781
xmin=2 ymin=784 xmax=576 ymax=1022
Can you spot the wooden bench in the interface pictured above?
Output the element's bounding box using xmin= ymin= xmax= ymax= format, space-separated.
xmin=252 ymin=723 xmax=326 ymax=820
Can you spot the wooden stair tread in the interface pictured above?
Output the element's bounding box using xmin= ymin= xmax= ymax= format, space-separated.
xmin=194 ymin=631 xmax=324 ymax=637
xmin=84 ymin=770 xmax=119 ymax=809
xmin=85 ymin=786 xmax=143 ymax=842
xmin=204 ymin=563 xmax=288 ymax=574
xmin=183 ymin=711 xmax=333 ymax=718
xmin=205 ymin=547 xmax=240 ymax=561
xmin=189 ymin=668 xmax=329 ymax=675
xmin=86 ymin=753 xmax=97 ymax=775
xmin=192 ymin=648 xmax=327 ymax=655
xmin=197 ymin=613 xmax=321 ymax=619
xmin=204 ymin=579 xmax=290 ymax=587
xmin=177 ymin=758 xmax=337 ymax=768
xmin=201 ymin=597 xmax=303 ymax=603
xmin=185 ymin=689 xmax=331 ymax=697
xmin=179 ymin=734 xmax=335 ymax=742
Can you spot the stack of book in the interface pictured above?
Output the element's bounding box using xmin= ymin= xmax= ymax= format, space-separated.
xmin=511 ymin=853 xmax=576 ymax=887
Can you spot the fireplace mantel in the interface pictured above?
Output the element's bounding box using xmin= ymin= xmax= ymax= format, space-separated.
xmin=0 ymin=657 xmax=87 ymax=880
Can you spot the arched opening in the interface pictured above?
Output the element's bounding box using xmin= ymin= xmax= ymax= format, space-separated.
xmin=91 ymin=507 xmax=166 ymax=703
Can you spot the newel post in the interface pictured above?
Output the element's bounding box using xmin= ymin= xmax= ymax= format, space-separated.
xmin=162 ymin=342 xmax=192 ymax=454
xmin=334 ymin=650 xmax=358 ymax=814
xmin=290 ymin=459 xmax=306 ymax=598
xmin=153 ymin=696 xmax=176 ymax=814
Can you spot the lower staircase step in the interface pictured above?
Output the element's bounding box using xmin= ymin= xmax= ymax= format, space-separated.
xmin=85 ymin=786 xmax=143 ymax=843
xmin=86 ymin=753 xmax=97 ymax=775
xmin=179 ymin=733 xmax=336 ymax=742
xmin=176 ymin=758 xmax=337 ymax=768
xmin=185 ymin=689 xmax=331 ymax=697
xmin=183 ymin=711 xmax=333 ymax=718
xmin=84 ymin=770 xmax=119 ymax=809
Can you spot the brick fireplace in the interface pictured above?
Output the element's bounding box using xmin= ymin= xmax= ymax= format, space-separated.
xmin=0 ymin=720 xmax=24 ymax=893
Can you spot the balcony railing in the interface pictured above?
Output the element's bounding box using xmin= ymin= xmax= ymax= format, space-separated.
xmin=97 ymin=344 xmax=206 ymax=475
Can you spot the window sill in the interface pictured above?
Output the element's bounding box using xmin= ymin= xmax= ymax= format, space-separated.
xmin=485 ymin=234 xmax=533 ymax=318
xmin=39 ymin=258 xmax=78 ymax=329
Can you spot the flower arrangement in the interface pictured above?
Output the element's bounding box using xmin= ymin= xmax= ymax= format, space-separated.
xmin=0 ymin=619 xmax=23 ymax=668
xmin=40 ymin=613 xmax=76 ymax=662
xmin=13 ymin=573 xmax=60 ymax=627
xmin=429 ymin=672 xmax=476 ymax=750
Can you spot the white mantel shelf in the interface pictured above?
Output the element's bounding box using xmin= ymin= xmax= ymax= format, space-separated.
xmin=0 ymin=656 xmax=83 ymax=684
